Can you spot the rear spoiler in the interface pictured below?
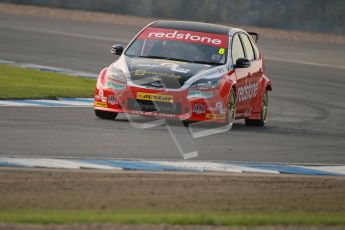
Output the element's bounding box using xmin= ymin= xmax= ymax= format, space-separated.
xmin=248 ymin=32 xmax=259 ymax=43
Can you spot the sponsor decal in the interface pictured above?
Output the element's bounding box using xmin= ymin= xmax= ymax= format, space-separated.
xmin=128 ymin=99 xmax=180 ymax=114
xmin=137 ymin=63 xmax=190 ymax=74
xmin=195 ymin=82 xmax=214 ymax=90
xmin=187 ymin=90 xmax=214 ymax=99
xmin=106 ymin=81 xmax=126 ymax=91
xmin=189 ymin=77 xmax=222 ymax=90
xmin=107 ymin=95 xmax=117 ymax=105
xmin=205 ymin=113 xmax=225 ymax=119
xmin=94 ymin=101 xmax=107 ymax=108
xmin=209 ymin=101 xmax=226 ymax=114
xmin=150 ymin=81 xmax=162 ymax=87
xmin=138 ymin=27 xmax=228 ymax=48
xmin=159 ymin=63 xmax=190 ymax=73
xmin=131 ymin=110 xmax=176 ymax=118
xmin=217 ymin=67 xmax=226 ymax=74
xmin=95 ymin=90 xmax=107 ymax=102
xmin=136 ymin=92 xmax=174 ymax=103
xmin=237 ymin=82 xmax=259 ymax=102
xmin=193 ymin=103 xmax=206 ymax=114
xmin=134 ymin=69 xmax=146 ymax=76
xmin=244 ymin=108 xmax=252 ymax=117
xmin=134 ymin=69 xmax=181 ymax=80
xmin=137 ymin=64 xmax=160 ymax=68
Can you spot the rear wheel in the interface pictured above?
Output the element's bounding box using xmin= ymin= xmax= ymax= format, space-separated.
xmin=226 ymin=88 xmax=236 ymax=128
xmin=245 ymin=90 xmax=268 ymax=127
xmin=95 ymin=109 xmax=118 ymax=120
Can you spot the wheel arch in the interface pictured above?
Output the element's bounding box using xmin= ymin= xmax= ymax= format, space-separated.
xmin=265 ymin=81 xmax=272 ymax=91
xmin=225 ymin=80 xmax=237 ymax=108
xmin=251 ymin=75 xmax=271 ymax=114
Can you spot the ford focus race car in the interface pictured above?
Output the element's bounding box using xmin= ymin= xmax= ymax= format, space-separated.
xmin=94 ymin=21 xmax=272 ymax=127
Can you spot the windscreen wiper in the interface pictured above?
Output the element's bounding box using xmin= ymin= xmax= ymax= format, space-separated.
xmin=137 ymin=56 xmax=223 ymax=66
xmin=138 ymin=56 xmax=191 ymax=63
xmin=190 ymin=60 xmax=223 ymax=66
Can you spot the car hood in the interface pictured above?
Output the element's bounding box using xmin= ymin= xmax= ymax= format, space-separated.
xmin=125 ymin=56 xmax=214 ymax=89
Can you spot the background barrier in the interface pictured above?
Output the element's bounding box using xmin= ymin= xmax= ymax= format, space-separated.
xmin=1 ymin=0 xmax=344 ymax=34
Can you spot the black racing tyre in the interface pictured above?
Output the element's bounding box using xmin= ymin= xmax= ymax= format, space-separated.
xmin=95 ymin=109 xmax=118 ymax=120
xmin=226 ymin=88 xmax=236 ymax=128
xmin=245 ymin=90 xmax=268 ymax=127
xmin=182 ymin=120 xmax=191 ymax=127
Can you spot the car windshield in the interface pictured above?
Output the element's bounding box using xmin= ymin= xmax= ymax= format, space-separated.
xmin=125 ymin=27 xmax=228 ymax=65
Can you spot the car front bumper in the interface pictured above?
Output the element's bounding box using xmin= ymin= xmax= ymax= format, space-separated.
xmin=94 ymin=82 xmax=229 ymax=123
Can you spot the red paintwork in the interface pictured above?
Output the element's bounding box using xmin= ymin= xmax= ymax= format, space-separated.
xmin=94 ymin=64 xmax=271 ymax=123
xmin=94 ymin=69 xmax=234 ymax=123
xmin=94 ymin=25 xmax=272 ymax=124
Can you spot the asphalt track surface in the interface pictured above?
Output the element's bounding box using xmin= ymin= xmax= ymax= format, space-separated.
xmin=0 ymin=13 xmax=345 ymax=163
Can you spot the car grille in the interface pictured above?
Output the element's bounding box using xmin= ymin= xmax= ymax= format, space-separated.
xmin=128 ymin=99 xmax=181 ymax=115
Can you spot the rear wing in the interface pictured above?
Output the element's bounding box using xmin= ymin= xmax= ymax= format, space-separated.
xmin=248 ymin=32 xmax=259 ymax=43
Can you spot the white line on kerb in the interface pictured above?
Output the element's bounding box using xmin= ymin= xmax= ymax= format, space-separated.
xmin=1 ymin=24 xmax=344 ymax=70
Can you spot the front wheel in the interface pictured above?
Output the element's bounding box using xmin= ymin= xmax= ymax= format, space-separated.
xmin=245 ymin=90 xmax=268 ymax=127
xmin=226 ymin=88 xmax=236 ymax=128
xmin=95 ymin=109 xmax=118 ymax=120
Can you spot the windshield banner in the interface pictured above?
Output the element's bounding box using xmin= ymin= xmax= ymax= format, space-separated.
xmin=138 ymin=27 xmax=228 ymax=48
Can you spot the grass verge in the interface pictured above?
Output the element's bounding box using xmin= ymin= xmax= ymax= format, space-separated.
xmin=0 ymin=210 xmax=344 ymax=226
xmin=0 ymin=64 xmax=96 ymax=99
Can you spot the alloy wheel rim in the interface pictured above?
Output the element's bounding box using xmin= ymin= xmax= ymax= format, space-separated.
xmin=228 ymin=90 xmax=236 ymax=126
xmin=262 ymin=92 xmax=268 ymax=123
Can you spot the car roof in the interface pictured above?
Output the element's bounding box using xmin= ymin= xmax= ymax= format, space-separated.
xmin=151 ymin=20 xmax=233 ymax=35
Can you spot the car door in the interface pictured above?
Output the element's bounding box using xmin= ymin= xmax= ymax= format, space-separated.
xmin=239 ymin=33 xmax=261 ymax=114
xmin=231 ymin=33 xmax=249 ymax=115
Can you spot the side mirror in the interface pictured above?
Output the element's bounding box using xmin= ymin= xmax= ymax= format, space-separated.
xmin=235 ymin=58 xmax=251 ymax=68
xmin=111 ymin=44 xmax=124 ymax=55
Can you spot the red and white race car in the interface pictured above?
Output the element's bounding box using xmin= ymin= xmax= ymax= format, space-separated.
xmin=94 ymin=21 xmax=272 ymax=127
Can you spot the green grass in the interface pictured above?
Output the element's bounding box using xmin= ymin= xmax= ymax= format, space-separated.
xmin=0 ymin=210 xmax=344 ymax=226
xmin=0 ymin=64 xmax=96 ymax=99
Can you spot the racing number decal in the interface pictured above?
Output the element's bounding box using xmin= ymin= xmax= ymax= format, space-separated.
xmin=218 ymin=48 xmax=225 ymax=55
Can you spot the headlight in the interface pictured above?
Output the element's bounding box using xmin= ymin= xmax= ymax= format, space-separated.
xmin=106 ymin=65 xmax=127 ymax=83
xmin=189 ymin=77 xmax=221 ymax=90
